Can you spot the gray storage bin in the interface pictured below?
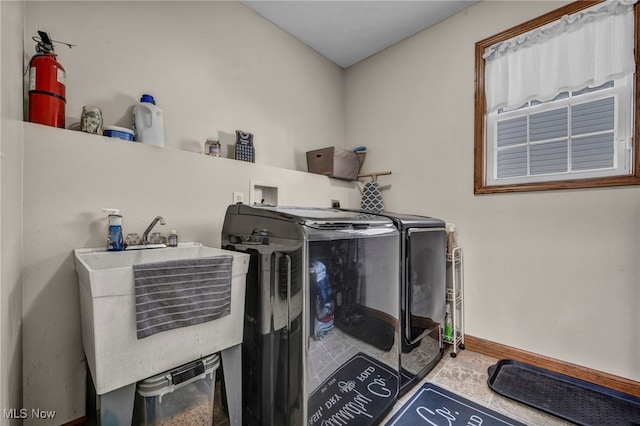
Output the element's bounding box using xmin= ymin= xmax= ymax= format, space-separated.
xmin=133 ymin=353 xmax=219 ymax=426
xmin=306 ymin=146 xmax=364 ymax=181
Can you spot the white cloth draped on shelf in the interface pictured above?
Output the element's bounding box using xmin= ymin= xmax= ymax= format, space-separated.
xmin=484 ymin=0 xmax=637 ymax=113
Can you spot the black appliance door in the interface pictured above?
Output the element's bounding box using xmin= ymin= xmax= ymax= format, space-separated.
xmin=306 ymin=227 xmax=400 ymax=426
xmin=405 ymin=228 xmax=446 ymax=345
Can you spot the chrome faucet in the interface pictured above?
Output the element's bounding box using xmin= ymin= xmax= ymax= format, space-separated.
xmin=142 ymin=216 xmax=166 ymax=244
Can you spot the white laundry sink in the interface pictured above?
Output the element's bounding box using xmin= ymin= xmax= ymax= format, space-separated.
xmin=74 ymin=243 xmax=249 ymax=395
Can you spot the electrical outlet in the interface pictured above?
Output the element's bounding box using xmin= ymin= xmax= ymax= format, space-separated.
xmin=233 ymin=192 xmax=244 ymax=204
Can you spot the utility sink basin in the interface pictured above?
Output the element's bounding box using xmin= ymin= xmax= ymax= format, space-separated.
xmin=74 ymin=243 xmax=249 ymax=395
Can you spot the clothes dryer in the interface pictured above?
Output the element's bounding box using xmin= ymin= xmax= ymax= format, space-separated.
xmin=348 ymin=211 xmax=447 ymax=394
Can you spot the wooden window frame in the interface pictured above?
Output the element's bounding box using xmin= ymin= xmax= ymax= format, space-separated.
xmin=474 ymin=0 xmax=640 ymax=194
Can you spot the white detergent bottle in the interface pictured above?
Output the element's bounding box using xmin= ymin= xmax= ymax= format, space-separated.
xmin=133 ymin=94 xmax=165 ymax=147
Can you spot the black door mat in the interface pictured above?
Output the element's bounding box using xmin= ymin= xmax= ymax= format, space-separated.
xmin=385 ymin=383 xmax=526 ymax=425
xmin=335 ymin=307 xmax=395 ymax=351
xmin=308 ymin=352 xmax=398 ymax=426
xmin=487 ymin=359 xmax=640 ymax=426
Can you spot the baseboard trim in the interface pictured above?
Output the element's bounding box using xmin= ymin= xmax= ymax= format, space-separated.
xmin=62 ymin=417 xmax=85 ymax=426
xmin=465 ymin=335 xmax=640 ymax=398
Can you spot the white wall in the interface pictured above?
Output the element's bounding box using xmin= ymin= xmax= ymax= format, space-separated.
xmin=25 ymin=1 xmax=344 ymax=171
xmin=22 ymin=2 xmax=352 ymax=424
xmin=1 ymin=0 xmax=25 ymax=424
xmin=18 ymin=0 xmax=640 ymax=423
xmin=21 ymin=124 xmax=358 ymax=424
xmin=345 ymin=1 xmax=640 ymax=381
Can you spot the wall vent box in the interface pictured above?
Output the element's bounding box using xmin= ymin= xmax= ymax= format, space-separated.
xmin=250 ymin=180 xmax=279 ymax=206
xmin=306 ymin=147 xmax=362 ymax=181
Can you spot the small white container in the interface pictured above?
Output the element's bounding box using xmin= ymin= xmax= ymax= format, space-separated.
xmin=133 ymin=94 xmax=165 ymax=147
xmin=103 ymin=125 xmax=134 ymax=141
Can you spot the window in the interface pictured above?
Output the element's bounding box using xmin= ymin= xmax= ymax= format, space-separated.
xmin=487 ymin=77 xmax=632 ymax=185
xmin=475 ymin=1 xmax=640 ymax=194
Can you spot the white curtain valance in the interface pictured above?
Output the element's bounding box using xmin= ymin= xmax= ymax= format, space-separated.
xmin=484 ymin=0 xmax=637 ymax=113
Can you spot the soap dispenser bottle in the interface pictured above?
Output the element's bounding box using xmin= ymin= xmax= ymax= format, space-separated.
xmin=104 ymin=208 xmax=124 ymax=251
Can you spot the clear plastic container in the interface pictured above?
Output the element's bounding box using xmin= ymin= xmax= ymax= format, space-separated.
xmin=204 ymin=139 xmax=221 ymax=157
xmin=133 ymin=354 xmax=219 ymax=426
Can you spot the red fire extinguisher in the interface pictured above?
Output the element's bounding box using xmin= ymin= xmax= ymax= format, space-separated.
xmin=28 ymin=31 xmax=73 ymax=129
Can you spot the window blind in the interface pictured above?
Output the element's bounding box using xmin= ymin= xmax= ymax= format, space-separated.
xmin=495 ymin=94 xmax=617 ymax=179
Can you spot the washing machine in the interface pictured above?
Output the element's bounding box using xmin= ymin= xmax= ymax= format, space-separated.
xmin=222 ymin=204 xmax=401 ymax=426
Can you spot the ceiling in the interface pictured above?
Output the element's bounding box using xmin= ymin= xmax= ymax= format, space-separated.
xmin=241 ymin=1 xmax=481 ymax=68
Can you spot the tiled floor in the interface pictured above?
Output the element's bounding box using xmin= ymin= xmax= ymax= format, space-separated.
xmin=381 ymin=348 xmax=571 ymax=426
xmin=213 ymin=347 xmax=572 ymax=425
